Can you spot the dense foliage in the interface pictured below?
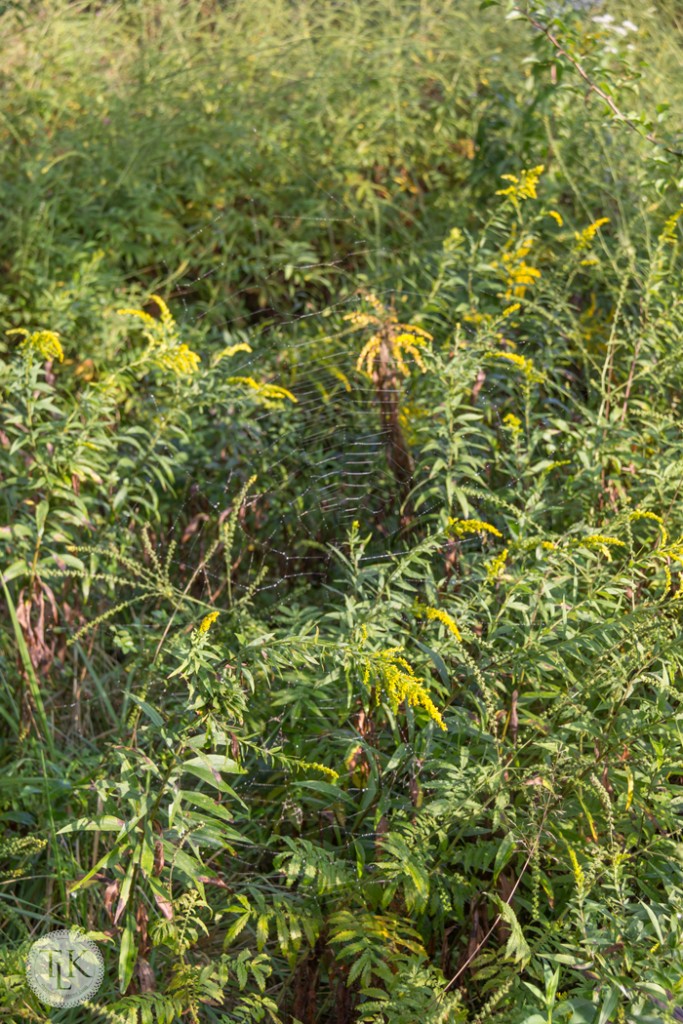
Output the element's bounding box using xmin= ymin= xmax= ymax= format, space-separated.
xmin=2 ymin=1 xmax=683 ymax=1021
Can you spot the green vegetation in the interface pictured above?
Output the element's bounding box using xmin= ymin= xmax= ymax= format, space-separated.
xmin=2 ymin=1 xmax=683 ymax=1021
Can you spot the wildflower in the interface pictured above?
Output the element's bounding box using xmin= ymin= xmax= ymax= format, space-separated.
xmin=463 ymin=310 xmax=495 ymax=328
xmin=575 ymin=534 xmax=625 ymax=561
xmin=421 ymin=605 xmax=462 ymax=642
xmin=567 ymin=846 xmax=585 ymax=899
xmin=117 ymin=294 xmax=201 ymax=376
xmin=496 ymin=165 xmax=545 ymax=202
xmin=499 ymin=238 xmax=541 ymax=299
xmin=7 ymin=328 xmax=64 ymax=363
xmin=444 ymin=226 xmax=464 ymax=251
xmin=579 ymin=534 xmax=625 ymax=548
xmin=328 ymin=366 xmax=352 ymax=392
xmin=503 ymin=412 xmax=522 ymax=435
xmin=629 ymin=509 xmax=667 ymax=545
xmin=661 ymin=206 xmax=683 ymax=245
xmin=448 ymin=517 xmax=503 ymax=539
xmin=362 ymin=647 xmax=446 ymax=730
xmin=541 ymin=540 xmax=556 ymax=551
xmin=227 ymin=376 xmax=297 ymax=403
xmin=354 ymin=326 xmax=431 ymax=378
xmin=156 ymin=344 xmax=201 ymax=375
xmin=502 ymin=303 xmax=521 ymax=317
xmin=345 ymin=292 xmax=432 ymax=378
xmin=575 ymin=218 xmax=610 ymax=251
xmin=486 ymin=548 xmax=509 ymax=582
xmin=301 ymin=761 xmax=340 ymax=782
xmin=212 ymin=342 xmax=253 ymax=366
xmin=546 ymin=210 xmax=563 ymax=227
xmin=491 ymin=351 xmax=545 ymax=384
xmin=198 ymin=611 xmax=219 ymax=634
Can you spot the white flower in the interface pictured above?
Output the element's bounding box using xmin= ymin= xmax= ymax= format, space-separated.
xmin=622 ymin=19 xmax=638 ymax=32
xmin=592 ymin=13 xmax=614 ymax=24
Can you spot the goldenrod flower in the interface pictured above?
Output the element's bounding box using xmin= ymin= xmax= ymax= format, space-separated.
xmin=567 ymin=845 xmax=585 ymax=899
xmin=157 ymin=344 xmax=201 ymax=375
xmin=579 ymin=534 xmax=625 ymax=548
xmin=117 ymin=294 xmax=201 ymax=376
xmin=498 ymin=238 xmax=541 ymax=299
xmin=496 ymin=164 xmax=545 ymax=202
xmin=301 ymin=761 xmax=340 ymax=782
xmin=661 ymin=206 xmax=683 ymax=244
xmin=574 ymin=534 xmax=625 ymax=561
xmin=448 ymin=517 xmax=503 ymax=539
xmin=198 ymin=611 xmax=219 ymax=634
xmin=421 ymin=605 xmax=462 ymax=642
xmin=503 ymin=412 xmax=522 ymax=434
xmin=629 ymin=509 xmax=667 ymax=546
xmin=502 ymin=303 xmax=521 ymax=317
xmin=227 ymin=376 xmax=297 ymax=403
xmin=346 ymin=292 xmax=432 ymax=378
xmin=491 ymin=351 xmax=545 ymax=384
xmin=486 ymin=548 xmax=509 ymax=582
xmin=546 ymin=209 xmax=564 ymax=226
xmin=575 ymin=217 xmax=610 ymax=251
xmin=361 ymin=647 xmax=446 ymax=730
xmin=212 ymin=342 xmax=253 ymax=366
xmin=7 ymin=328 xmax=64 ymax=363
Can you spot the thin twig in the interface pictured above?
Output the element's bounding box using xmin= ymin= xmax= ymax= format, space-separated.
xmin=521 ymin=11 xmax=683 ymax=159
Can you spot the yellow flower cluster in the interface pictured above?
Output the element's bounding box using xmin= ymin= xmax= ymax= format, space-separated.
xmin=579 ymin=534 xmax=625 ymax=548
xmin=574 ymin=217 xmax=609 ymax=251
xmin=157 ymin=345 xmax=201 ymax=376
xmin=362 ymin=648 xmax=446 ymax=730
xmin=661 ymin=206 xmax=683 ymax=245
xmin=546 ymin=209 xmax=564 ymax=227
xmin=629 ymin=509 xmax=667 ymax=544
xmin=7 ymin=328 xmax=64 ymax=363
xmin=448 ymin=517 xmax=503 ymax=539
xmin=502 ymin=303 xmax=521 ymax=317
xmin=421 ymin=605 xmax=462 ymax=642
xmin=491 ymin=351 xmax=545 ymax=383
xmin=117 ymin=294 xmax=201 ymax=376
xmin=567 ymin=845 xmax=585 ymax=900
xmin=227 ymin=376 xmax=297 ymax=404
xmin=574 ymin=534 xmax=625 ymax=561
xmin=355 ymin=327 xmax=431 ymax=377
xmin=344 ymin=292 xmax=432 ymax=378
xmin=486 ymin=547 xmax=509 ymax=581
xmin=496 ymin=164 xmax=545 ymax=202
xmin=300 ymin=760 xmax=340 ymax=782
xmin=503 ymin=412 xmax=522 ymax=434
xmin=500 ymin=238 xmax=541 ymax=299
xmin=198 ymin=611 xmax=219 ymax=634
xmin=212 ymin=342 xmax=253 ymax=366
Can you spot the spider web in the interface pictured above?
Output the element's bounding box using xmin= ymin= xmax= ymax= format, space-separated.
xmin=148 ymin=183 xmax=449 ymax=601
